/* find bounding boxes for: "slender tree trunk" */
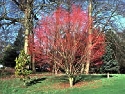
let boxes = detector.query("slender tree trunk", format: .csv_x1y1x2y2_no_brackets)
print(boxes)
107,72,109,78
24,0,35,72
31,32,36,73
69,77,74,87
54,63,58,74
84,0,92,74
81,63,85,74
31,51,36,73
24,8,30,54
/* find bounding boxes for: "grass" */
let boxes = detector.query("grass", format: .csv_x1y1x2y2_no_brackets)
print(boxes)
0,73,125,94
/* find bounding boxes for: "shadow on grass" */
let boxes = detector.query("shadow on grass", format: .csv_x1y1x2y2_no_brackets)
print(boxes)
26,77,46,86
26,74,114,87
51,74,114,85
51,75,69,83
74,74,113,85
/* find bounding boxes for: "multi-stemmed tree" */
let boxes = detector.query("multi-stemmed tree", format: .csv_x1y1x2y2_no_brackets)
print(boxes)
28,5,105,87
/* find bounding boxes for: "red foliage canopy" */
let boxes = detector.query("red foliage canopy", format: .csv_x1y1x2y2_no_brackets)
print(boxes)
28,5,105,72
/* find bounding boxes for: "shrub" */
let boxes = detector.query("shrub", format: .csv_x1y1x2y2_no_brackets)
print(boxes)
15,50,32,85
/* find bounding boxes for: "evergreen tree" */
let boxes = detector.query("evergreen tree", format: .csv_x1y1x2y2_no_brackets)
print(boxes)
3,45,18,67
101,30,120,73
15,50,32,85
2,28,24,67
14,28,24,51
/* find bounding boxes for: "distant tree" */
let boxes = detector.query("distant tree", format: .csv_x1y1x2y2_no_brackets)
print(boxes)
0,25,19,59
13,27,24,51
1,27,24,67
3,45,18,67
101,43,119,73
104,30,125,73
116,30,125,73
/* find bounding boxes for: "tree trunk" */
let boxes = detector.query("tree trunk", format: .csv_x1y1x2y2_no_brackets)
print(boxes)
107,72,109,78
69,77,74,87
84,0,92,74
31,53,36,73
81,63,85,74
24,13,29,54
31,32,36,73
54,63,58,74
24,0,35,72
84,61,90,74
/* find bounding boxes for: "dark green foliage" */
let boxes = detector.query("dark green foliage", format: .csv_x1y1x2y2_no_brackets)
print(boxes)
3,45,18,67
102,30,125,73
15,50,32,85
115,31,125,73
101,60,119,73
0,59,4,65
1,28,24,68
101,44,119,73
13,28,24,51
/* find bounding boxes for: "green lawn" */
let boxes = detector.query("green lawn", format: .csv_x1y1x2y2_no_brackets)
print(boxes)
0,74,125,94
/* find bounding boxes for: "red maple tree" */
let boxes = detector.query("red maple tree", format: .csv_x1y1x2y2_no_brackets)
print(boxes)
28,5,105,87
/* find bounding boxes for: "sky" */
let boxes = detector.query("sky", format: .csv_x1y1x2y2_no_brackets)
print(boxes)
0,0,125,45
117,15,125,31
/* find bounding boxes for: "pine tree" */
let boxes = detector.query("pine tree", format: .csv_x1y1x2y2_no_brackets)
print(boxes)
14,28,24,51
101,44,120,73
